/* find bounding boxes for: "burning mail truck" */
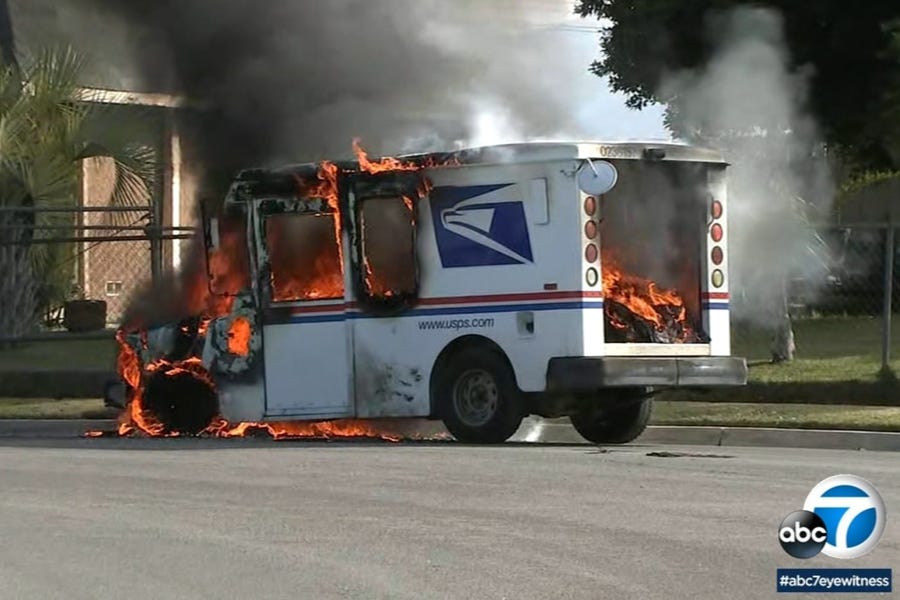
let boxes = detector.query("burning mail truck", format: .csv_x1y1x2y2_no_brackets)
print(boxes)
109,141,748,443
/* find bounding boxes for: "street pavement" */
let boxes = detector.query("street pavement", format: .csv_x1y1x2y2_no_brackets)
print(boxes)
0,438,896,600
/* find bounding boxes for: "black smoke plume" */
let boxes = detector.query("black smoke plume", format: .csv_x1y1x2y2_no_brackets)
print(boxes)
66,0,591,190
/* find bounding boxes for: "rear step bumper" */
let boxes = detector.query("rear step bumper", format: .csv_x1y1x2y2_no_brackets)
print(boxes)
546,356,748,389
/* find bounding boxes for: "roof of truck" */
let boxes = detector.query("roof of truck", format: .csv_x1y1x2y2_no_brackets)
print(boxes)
233,140,727,188
399,141,727,166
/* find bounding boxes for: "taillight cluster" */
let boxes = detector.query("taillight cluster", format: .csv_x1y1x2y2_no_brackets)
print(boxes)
584,196,599,286
710,199,724,288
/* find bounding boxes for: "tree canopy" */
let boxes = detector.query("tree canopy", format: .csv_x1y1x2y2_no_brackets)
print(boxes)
575,0,900,172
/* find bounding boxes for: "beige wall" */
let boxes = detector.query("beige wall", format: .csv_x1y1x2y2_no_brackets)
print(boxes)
80,141,199,326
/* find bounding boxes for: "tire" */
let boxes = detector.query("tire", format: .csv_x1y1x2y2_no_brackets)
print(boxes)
434,346,524,444
570,393,653,445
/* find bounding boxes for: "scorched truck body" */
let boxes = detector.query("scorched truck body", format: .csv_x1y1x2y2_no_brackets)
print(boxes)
110,141,748,444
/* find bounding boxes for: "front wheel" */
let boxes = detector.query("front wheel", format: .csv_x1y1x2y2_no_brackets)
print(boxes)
434,347,524,444
570,394,653,444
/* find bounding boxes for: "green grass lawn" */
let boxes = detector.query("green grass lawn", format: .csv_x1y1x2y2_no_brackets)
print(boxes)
652,401,900,431
0,398,114,419
733,316,900,383
0,338,117,371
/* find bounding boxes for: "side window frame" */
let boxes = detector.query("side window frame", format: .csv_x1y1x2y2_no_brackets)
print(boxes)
259,207,345,305
353,193,419,315
201,202,252,299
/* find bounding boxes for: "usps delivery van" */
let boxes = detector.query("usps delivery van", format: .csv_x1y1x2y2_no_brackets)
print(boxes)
115,142,748,444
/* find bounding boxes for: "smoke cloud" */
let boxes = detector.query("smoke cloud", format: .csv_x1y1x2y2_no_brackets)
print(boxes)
657,7,834,326
57,0,631,184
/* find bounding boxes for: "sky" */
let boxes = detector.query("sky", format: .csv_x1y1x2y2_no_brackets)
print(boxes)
513,0,669,141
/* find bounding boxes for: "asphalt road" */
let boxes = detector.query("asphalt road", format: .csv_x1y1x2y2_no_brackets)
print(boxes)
0,439,896,600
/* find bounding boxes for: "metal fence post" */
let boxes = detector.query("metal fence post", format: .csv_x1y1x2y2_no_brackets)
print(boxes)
881,226,895,372
149,204,163,286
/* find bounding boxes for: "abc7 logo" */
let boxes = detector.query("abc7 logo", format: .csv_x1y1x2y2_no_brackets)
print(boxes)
779,474,886,560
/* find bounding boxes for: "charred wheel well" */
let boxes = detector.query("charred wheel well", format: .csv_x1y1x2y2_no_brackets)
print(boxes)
428,335,519,418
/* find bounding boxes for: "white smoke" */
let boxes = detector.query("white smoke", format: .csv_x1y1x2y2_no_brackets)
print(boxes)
657,7,834,325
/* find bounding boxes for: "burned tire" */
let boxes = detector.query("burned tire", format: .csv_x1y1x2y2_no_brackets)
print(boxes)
435,347,524,444
570,393,652,445
143,367,219,435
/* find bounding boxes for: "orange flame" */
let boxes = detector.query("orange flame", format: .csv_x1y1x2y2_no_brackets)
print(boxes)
267,162,346,302
182,217,249,318
116,329,141,391
108,140,463,441
363,254,397,298
227,317,251,357
206,419,403,441
354,138,420,173
601,258,695,340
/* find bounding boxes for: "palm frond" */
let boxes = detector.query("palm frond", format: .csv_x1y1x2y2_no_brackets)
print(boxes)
20,45,85,108
0,45,159,320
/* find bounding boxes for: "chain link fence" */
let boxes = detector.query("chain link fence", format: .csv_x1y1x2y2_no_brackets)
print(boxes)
76,238,152,327
0,204,194,341
732,224,900,388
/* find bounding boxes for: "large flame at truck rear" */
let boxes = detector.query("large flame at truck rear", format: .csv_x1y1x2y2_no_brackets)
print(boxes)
602,257,701,344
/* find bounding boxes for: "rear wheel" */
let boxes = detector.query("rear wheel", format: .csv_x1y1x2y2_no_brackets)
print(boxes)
435,347,524,444
569,390,652,444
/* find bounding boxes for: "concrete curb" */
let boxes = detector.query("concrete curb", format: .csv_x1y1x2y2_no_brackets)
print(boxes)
513,422,900,452
0,419,897,451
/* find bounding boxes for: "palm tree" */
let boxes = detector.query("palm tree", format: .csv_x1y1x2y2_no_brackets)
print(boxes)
0,47,156,341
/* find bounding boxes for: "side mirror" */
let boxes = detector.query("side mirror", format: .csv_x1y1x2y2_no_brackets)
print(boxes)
577,159,618,196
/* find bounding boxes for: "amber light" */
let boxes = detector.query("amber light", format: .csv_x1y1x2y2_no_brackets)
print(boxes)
711,200,723,220
584,220,598,240
585,243,598,263
711,269,725,288
584,196,597,216
711,246,723,265
710,223,723,242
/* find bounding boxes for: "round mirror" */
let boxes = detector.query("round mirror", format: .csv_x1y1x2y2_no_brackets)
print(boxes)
577,160,618,196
